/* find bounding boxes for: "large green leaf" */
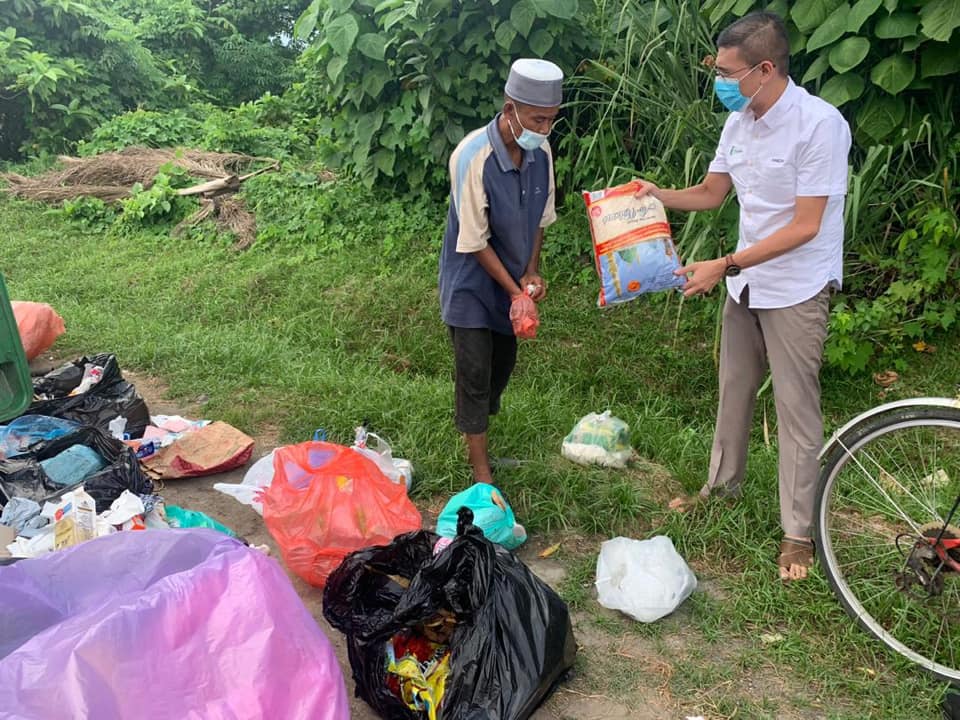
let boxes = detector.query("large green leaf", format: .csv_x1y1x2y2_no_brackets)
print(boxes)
330,0,354,12
361,64,391,97
791,0,843,33
510,0,537,38
372,148,395,177
819,72,865,106
919,0,960,42
807,3,851,51
855,93,905,141
846,0,881,33
801,52,831,84
766,0,790,19
327,56,348,84
356,32,387,60
870,54,915,94
882,0,896,10
293,0,321,41
732,0,754,16
921,39,960,78
875,12,919,39
495,20,517,49
531,0,578,20
708,0,739,26
829,36,870,73
325,13,359,56
528,28,555,55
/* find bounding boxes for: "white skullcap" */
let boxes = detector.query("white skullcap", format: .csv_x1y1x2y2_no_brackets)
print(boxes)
504,58,563,107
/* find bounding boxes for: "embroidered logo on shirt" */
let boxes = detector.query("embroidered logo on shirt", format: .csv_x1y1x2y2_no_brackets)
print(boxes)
729,146,743,156
535,185,543,195
769,157,786,164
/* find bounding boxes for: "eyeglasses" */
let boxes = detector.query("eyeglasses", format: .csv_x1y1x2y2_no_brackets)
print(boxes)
714,64,755,80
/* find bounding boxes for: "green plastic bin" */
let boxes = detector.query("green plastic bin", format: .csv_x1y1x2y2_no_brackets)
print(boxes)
0,275,31,422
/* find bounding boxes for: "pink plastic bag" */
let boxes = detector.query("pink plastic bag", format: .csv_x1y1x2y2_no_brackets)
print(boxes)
263,441,422,587
510,291,540,339
11,301,65,360
0,529,350,720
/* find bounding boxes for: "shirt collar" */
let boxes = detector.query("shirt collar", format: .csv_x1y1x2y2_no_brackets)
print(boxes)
487,114,535,173
751,78,798,128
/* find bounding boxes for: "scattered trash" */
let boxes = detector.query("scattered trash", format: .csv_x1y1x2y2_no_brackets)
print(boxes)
760,632,785,645
352,425,414,491
213,449,275,515
582,180,684,306
872,370,899,388
263,441,421,587
0,497,43,535
99,490,146,530
0,415,80,459
324,511,576,720
10,301,65,361
29,354,151,438
165,505,236,537
539,542,562,559
0,530,351,719
141,420,253,479
52,486,97,550
562,411,634,468
39,443,107,486
436,483,526,550
107,415,127,440
595,535,697,622
0,425,153,512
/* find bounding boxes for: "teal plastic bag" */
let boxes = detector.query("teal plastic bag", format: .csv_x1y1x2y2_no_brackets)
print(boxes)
165,505,236,537
436,483,526,550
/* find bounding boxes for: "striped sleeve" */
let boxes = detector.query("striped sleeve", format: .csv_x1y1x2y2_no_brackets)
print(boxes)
539,140,557,228
450,129,491,253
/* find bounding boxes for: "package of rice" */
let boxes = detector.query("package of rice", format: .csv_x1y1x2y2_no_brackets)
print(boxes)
582,180,684,307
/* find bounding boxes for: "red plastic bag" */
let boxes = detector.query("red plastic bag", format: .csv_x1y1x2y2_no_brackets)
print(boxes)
12,301,65,360
509,291,539,339
263,441,422,587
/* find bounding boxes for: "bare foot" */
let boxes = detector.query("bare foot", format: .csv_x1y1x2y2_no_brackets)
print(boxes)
668,493,703,512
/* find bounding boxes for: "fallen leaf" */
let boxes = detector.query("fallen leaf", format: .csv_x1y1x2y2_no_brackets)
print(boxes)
913,341,927,353
857,666,877,678
760,632,785,645
539,542,562,558
873,370,899,388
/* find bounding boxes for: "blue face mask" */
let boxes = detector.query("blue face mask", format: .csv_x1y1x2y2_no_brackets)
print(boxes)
713,64,760,112
509,107,549,151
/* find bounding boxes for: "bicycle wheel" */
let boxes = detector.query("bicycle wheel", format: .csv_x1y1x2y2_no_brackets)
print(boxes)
816,406,960,683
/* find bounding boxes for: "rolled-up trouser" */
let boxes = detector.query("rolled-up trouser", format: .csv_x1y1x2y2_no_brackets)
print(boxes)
706,285,831,537
448,326,517,435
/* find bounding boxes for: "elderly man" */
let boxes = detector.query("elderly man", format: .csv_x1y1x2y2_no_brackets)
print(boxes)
439,58,562,485
641,12,852,581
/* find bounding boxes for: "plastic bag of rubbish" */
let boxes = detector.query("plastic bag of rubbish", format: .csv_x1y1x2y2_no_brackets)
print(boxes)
595,535,697,622
165,505,236,537
11,301,65,361
323,511,576,720
351,426,414,492
0,529,350,720
213,449,275,515
263,441,421,587
436,482,526,550
562,410,633,468
0,415,80,459
28,354,151,439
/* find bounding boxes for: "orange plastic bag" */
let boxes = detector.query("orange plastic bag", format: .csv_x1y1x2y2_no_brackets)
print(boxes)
509,291,539,339
263,441,422,587
12,302,66,360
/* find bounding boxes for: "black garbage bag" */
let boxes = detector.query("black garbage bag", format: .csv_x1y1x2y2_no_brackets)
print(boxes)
945,686,960,720
323,510,576,720
0,425,153,512
28,354,150,438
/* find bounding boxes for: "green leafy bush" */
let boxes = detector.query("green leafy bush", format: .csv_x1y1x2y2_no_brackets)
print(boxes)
79,110,204,155
289,0,596,191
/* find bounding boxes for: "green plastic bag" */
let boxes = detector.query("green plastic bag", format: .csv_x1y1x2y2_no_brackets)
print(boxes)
436,483,526,550
165,505,236,537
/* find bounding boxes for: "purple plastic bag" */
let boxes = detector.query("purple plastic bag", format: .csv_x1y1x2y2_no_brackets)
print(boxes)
0,529,350,720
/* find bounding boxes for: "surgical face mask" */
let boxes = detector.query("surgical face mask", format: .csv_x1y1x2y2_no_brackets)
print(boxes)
508,106,548,151
713,64,761,112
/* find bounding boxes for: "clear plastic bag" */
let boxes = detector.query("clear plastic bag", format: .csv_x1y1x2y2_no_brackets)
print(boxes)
595,535,697,622
561,410,633,468
213,449,275,515
509,291,539,339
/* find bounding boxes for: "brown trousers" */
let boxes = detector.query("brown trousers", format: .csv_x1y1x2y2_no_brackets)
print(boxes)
706,285,831,537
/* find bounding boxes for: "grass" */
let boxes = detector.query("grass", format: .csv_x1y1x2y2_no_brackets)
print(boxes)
2,174,958,718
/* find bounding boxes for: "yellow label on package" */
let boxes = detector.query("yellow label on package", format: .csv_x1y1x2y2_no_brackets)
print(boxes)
54,488,97,550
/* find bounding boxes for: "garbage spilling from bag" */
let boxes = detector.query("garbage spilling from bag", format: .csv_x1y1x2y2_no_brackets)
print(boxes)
264,440,422,587
436,482,526,550
352,423,415,491
214,448,275,515
0,529,351,720
11,301,65,361
562,411,634,468
324,509,576,720
583,180,685,306
595,535,697,622
28,354,151,438
138,419,254,479
0,415,80,459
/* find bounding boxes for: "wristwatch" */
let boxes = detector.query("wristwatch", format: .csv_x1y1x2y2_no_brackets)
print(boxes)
724,254,742,278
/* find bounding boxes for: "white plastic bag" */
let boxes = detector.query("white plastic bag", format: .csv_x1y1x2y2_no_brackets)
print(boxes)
562,410,633,468
595,535,697,622
351,431,413,492
213,450,276,516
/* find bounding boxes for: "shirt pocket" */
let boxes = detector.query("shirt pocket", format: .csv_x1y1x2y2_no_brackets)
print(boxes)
756,156,796,199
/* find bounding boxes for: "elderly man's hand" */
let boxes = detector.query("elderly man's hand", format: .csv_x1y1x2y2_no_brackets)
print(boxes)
674,259,726,297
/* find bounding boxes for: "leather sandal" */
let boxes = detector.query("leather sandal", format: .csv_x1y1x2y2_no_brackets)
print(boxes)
779,537,815,582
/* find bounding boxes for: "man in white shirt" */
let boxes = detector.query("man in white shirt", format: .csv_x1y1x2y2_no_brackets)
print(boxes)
640,11,851,581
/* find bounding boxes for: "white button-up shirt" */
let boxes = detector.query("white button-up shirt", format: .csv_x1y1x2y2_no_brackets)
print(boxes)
709,79,852,309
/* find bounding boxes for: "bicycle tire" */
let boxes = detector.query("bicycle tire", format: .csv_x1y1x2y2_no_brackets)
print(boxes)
816,405,960,683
